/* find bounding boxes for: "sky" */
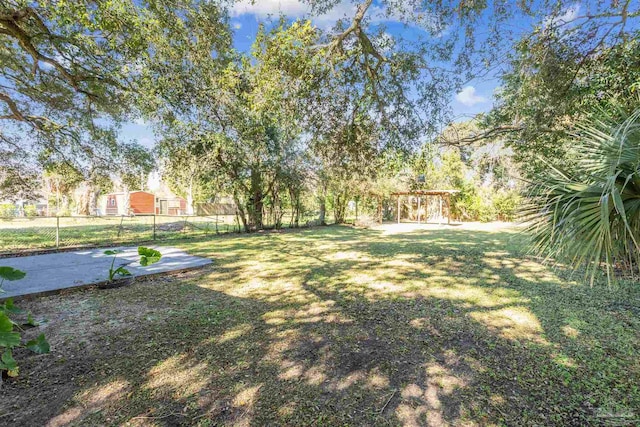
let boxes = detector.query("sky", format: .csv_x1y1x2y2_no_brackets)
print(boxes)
125,0,577,148
228,0,507,117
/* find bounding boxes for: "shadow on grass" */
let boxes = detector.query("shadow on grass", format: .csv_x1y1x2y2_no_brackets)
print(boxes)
1,225,638,426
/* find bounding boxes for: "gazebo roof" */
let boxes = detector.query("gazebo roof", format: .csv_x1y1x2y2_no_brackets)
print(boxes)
391,190,460,196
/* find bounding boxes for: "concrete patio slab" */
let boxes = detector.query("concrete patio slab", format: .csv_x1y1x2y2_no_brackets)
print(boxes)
0,246,211,298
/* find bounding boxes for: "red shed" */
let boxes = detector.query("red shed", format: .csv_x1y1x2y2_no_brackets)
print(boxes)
130,191,155,214
103,191,156,215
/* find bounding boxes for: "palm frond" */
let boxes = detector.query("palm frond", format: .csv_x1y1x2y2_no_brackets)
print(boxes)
524,108,640,285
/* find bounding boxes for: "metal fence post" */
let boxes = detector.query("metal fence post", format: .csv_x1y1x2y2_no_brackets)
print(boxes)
55,216,60,249
153,214,156,241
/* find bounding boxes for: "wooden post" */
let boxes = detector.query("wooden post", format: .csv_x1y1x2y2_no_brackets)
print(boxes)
397,196,401,224
425,195,428,223
417,196,421,224
447,194,451,224
439,195,443,224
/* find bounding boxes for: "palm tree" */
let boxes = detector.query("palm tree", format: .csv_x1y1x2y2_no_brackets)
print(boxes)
525,109,640,285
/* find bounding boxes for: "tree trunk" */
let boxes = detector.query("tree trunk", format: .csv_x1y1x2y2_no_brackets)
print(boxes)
78,171,100,216
234,194,250,233
61,195,69,215
248,167,264,229
289,188,301,227
76,183,91,215
55,182,60,214
89,188,100,216
186,182,194,215
122,185,130,215
318,196,326,225
334,197,344,224
333,190,349,224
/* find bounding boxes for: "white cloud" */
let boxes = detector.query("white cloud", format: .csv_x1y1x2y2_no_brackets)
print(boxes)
314,2,357,27
133,117,146,126
229,0,412,29
558,4,580,22
544,3,580,28
455,86,486,107
230,0,309,18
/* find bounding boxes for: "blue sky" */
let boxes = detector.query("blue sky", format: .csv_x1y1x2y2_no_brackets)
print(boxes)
127,0,581,148
228,0,509,117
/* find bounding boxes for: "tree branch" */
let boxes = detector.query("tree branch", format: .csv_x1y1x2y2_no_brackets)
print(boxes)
437,125,525,146
314,0,373,54
0,7,102,99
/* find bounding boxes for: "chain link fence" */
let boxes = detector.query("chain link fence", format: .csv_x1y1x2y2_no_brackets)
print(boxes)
0,212,334,254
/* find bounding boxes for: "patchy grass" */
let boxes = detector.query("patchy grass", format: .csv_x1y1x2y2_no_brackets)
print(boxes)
1,224,639,426
0,214,337,253
0,215,243,252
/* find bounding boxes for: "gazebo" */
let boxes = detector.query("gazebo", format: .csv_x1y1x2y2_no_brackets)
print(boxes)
391,190,460,225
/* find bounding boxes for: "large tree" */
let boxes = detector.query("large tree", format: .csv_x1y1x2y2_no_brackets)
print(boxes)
0,0,230,200
438,1,640,177
486,33,640,178
147,20,313,230
1,1,143,188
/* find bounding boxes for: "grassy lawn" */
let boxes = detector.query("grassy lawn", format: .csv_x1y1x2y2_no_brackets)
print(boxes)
0,215,244,252
2,224,639,426
0,214,328,253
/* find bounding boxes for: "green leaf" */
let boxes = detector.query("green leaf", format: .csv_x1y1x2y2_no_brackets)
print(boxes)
0,331,21,348
525,109,640,286
138,247,161,266
0,349,18,377
0,267,26,281
0,311,14,332
611,187,625,217
0,298,22,315
26,334,50,354
114,267,131,277
0,311,20,348
1,349,16,365
23,313,38,327
104,249,122,255
0,312,21,348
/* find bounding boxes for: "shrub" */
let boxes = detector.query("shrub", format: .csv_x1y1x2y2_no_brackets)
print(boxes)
451,184,495,222
477,201,496,222
0,204,16,218
493,191,521,222
23,205,37,217
57,207,71,217
450,181,478,220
